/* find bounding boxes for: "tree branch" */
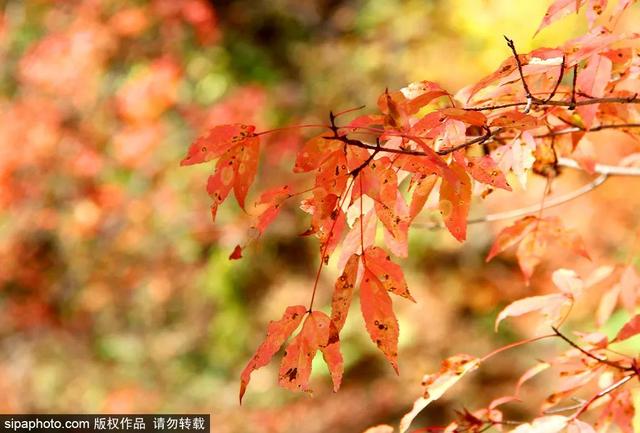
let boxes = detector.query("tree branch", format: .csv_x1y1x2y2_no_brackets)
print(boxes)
504,36,533,108
569,64,578,110
542,55,565,103
551,326,629,371
413,154,640,229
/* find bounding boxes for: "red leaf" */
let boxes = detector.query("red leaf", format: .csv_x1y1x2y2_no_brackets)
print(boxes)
599,390,635,433
347,114,385,131
562,26,630,67
400,80,450,113
486,216,538,262
353,159,409,251
251,185,291,235
352,157,397,205
239,305,307,403
576,54,612,128
440,108,487,127
439,161,472,242
614,314,640,342
409,175,437,221
536,0,586,35
293,134,342,173
315,151,350,195
453,151,511,191
466,57,517,100
233,139,259,209
300,187,349,262
181,124,257,166
360,269,400,373
488,217,589,283
490,111,540,130
377,89,410,130
320,335,344,392
364,246,415,302
197,132,261,218
229,245,243,260
278,311,343,393
206,149,237,222
517,230,549,283
338,209,377,272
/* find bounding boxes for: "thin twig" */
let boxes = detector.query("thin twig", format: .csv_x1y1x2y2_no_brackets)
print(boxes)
464,95,640,111
571,374,634,418
540,123,640,138
542,56,566,103
412,155,640,229
569,64,578,110
551,326,629,371
504,36,533,102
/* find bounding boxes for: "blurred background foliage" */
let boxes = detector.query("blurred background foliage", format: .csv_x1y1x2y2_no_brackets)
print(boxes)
0,0,639,432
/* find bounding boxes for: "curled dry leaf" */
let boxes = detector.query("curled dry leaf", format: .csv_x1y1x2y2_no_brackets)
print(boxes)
362,425,394,433
510,415,568,433
399,354,480,433
495,293,570,331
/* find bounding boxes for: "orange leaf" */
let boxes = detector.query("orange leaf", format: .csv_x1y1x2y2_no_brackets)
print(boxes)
330,254,360,336
251,185,291,235
409,175,437,221
181,124,257,166
364,246,414,302
490,111,540,130
233,139,259,209
206,149,237,222
453,151,511,191
239,305,307,403
440,107,487,127
576,54,612,128
278,311,343,393
360,269,400,373
439,161,471,242
293,134,343,173
614,314,640,342
536,0,586,35
486,216,538,262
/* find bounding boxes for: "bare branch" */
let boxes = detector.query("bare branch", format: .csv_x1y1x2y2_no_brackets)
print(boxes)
413,154,640,229
571,374,634,418
569,64,578,110
504,36,533,104
557,155,640,176
551,326,629,371
464,95,640,112
542,56,566,103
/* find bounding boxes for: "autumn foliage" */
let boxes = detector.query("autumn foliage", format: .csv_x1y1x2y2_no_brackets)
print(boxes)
182,1,640,432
